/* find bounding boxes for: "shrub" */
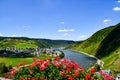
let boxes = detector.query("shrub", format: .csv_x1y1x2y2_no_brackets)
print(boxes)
59,51,64,58
7,56,114,80
0,63,9,73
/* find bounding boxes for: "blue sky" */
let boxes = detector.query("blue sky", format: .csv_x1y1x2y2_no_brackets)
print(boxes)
0,0,120,41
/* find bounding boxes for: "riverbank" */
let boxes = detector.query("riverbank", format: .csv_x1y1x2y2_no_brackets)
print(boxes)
68,49,104,67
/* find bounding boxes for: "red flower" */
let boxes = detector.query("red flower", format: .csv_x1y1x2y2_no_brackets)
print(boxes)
67,63,73,68
40,77,44,80
61,58,67,63
21,61,26,65
85,73,91,80
66,75,74,80
73,63,79,69
20,76,24,80
43,61,49,66
4,73,9,78
31,77,37,80
10,69,16,75
90,68,96,74
16,62,26,68
66,68,71,73
55,62,61,67
54,56,61,61
59,70,65,75
32,58,38,61
30,62,37,68
74,72,79,77
39,64,46,70
91,77,95,80
74,70,80,77
99,70,105,77
26,77,31,80
104,74,114,80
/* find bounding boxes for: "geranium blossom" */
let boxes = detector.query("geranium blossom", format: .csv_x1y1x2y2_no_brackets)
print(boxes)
7,56,114,80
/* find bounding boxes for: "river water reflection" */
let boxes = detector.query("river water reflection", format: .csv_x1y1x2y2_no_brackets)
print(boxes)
62,50,97,68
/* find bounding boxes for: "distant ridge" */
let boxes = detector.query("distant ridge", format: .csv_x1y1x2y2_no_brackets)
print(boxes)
0,37,75,49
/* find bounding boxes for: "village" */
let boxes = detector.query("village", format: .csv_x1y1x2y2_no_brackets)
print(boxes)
0,47,63,57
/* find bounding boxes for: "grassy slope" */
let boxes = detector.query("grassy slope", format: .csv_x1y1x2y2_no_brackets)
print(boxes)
66,41,83,50
35,39,75,48
67,23,120,72
67,26,116,55
0,37,39,49
95,23,120,73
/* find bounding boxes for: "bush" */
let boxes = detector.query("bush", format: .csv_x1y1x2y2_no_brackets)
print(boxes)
0,63,9,73
7,57,114,80
59,51,64,58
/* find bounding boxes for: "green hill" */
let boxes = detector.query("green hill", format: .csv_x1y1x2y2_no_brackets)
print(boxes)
67,25,116,55
0,37,74,49
67,23,120,73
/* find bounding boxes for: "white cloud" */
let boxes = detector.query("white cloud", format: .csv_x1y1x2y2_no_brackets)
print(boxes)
78,35,87,40
23,25,31,28
79,35,86,38
11,34,17,37
59,22,65,25
63,33,70,37
0,33,3,36
103,19,111,24
58,29,75,32
118,0,120,3
113,6,120,11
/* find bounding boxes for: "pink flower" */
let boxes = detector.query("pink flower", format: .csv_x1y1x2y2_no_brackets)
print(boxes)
29,70,33,74
59,70,65,75
99,70,105,77
79,67,84,71
39,64,46,70
73,63,79,69
61,58,67,63
63,65,67,69
10,69,16,75
43,61,49,66
55,62,61,67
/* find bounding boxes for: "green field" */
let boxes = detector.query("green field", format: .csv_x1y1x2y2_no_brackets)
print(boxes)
0,54,51,67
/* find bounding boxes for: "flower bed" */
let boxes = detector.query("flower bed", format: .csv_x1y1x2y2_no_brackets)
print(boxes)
4,56,114,80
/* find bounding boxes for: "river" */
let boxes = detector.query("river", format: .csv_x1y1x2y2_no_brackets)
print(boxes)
62,50,97,68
